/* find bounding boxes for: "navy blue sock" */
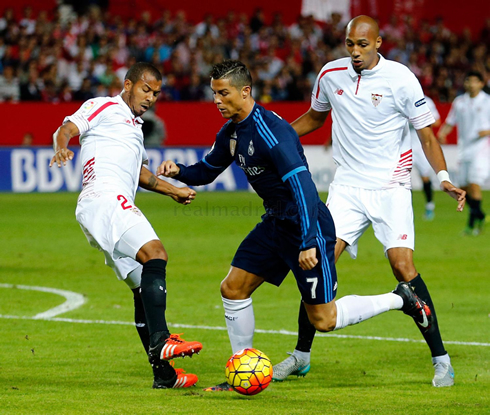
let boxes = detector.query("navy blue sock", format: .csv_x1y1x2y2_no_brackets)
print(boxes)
295,301,316,352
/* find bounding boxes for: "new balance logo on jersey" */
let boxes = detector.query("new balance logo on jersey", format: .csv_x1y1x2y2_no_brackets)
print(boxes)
335,88,344,95
397,234,408,240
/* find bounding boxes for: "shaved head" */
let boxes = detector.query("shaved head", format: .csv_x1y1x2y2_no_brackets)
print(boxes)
345,15,382,73
346,15,380,39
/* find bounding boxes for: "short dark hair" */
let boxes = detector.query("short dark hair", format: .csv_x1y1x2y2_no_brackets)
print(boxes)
465,70,484,83
125,62,162,83
210,60,252,89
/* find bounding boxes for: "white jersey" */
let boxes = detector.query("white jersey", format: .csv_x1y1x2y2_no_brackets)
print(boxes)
64,94,147,200
445,91,490,162
312,54,435,189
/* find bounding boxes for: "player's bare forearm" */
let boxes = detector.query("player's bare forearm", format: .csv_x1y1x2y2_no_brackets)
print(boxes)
139,166,196,204
50,121,79,167
291,108,329,137
417,126,448,174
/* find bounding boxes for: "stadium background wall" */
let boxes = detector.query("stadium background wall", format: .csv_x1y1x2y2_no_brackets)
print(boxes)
7,0,488,36
0,102,457,147
2,145,486,194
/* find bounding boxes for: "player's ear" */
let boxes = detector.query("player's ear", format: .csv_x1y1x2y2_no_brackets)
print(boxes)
242,86,251,99
376,36,382,50
123,79,133,93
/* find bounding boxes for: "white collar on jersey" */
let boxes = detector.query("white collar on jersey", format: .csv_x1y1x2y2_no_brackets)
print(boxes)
347,53,386,79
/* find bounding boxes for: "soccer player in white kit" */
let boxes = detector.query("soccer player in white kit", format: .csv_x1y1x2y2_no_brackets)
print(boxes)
410,96,441,220
273,15,466,387
438,71,490,235
50,62,202,389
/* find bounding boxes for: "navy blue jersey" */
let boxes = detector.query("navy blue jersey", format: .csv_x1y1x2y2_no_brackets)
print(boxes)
176,103,326,250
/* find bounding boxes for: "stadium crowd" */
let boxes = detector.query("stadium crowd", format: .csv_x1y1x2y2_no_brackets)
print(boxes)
0,5,489,104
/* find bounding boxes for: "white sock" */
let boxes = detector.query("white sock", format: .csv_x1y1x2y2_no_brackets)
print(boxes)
432,353,451,365
293,350,311,364
222,297,254,354
335,293,403,330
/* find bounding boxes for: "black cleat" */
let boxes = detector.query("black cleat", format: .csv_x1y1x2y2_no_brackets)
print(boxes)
393,282,433,331
151,360,178,389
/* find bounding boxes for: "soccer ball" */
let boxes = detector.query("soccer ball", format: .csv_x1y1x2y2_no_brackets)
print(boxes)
225,348,273,395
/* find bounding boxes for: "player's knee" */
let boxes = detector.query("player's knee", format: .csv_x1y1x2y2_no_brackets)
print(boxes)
391,260,415,280
220,278,248,300
136,240,168,263
307,311,336,332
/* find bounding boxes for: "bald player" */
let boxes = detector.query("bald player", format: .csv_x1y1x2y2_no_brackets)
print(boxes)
273,15,465,387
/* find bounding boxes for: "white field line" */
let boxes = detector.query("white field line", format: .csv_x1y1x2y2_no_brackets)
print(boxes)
0,283,86,319
1,283,489,347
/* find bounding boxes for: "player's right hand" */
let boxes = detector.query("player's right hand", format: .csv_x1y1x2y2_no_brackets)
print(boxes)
440,181,466,212
157,160,180,177
49,147,74,168
172,186,196,205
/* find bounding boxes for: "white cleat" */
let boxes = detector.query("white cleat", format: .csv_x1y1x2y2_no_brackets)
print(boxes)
432,362,454,387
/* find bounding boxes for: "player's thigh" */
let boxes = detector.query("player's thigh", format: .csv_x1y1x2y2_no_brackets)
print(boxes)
367,187,415,254
76,193,159,262
231,217,290,288
221,266,266,299
326,183,371,259
282,210,338,305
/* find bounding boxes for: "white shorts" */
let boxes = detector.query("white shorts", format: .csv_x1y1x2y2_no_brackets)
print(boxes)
326,184,415,259
75,190,158,285
458,157,490,187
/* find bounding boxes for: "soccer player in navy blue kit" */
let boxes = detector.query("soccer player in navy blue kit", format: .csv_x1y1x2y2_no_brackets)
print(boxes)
158,60,431,390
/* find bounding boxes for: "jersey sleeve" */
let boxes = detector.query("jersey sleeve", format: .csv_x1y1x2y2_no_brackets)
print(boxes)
311,67,332,113
64,98,118,135
260,115,319,250
397,72,435,130
176,131,234,186
425,96,440,122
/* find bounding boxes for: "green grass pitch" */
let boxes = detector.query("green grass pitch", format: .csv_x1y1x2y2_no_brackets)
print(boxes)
0,191,489,414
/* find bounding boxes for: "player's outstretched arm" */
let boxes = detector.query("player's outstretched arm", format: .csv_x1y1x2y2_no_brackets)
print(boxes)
291,108,329,137
156,160,180,177
139,165,196,205
49,121,79,167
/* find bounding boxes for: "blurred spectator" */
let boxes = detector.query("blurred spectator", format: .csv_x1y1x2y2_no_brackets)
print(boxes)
73,77,94,101
21,132,34,146
0,65,20,102
141,105,167,147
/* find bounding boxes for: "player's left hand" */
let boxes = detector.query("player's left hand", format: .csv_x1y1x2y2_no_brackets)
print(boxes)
49,147,74,167
440,181,466,212
299,247,318,271
171,186,196,205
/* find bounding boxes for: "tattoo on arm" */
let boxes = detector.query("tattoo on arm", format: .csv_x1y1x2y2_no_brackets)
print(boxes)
148,175,158,189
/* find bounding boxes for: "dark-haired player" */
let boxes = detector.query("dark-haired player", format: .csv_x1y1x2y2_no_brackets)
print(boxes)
50,62,202,389
157,59,432,391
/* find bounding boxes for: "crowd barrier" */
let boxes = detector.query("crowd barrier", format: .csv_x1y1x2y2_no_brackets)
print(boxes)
2,145,482,194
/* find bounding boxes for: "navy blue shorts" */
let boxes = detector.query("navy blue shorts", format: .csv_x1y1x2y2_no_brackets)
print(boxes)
231,205,337,305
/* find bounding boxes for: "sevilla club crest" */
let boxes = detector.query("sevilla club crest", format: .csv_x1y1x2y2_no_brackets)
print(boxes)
371,93,383,107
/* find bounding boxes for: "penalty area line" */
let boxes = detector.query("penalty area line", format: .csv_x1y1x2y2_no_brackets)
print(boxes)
1,314,489,347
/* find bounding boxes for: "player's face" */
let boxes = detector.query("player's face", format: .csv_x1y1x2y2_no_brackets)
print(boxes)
345,24,382,73
124,72,161,117
211,77,251,122
463,76,484,96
